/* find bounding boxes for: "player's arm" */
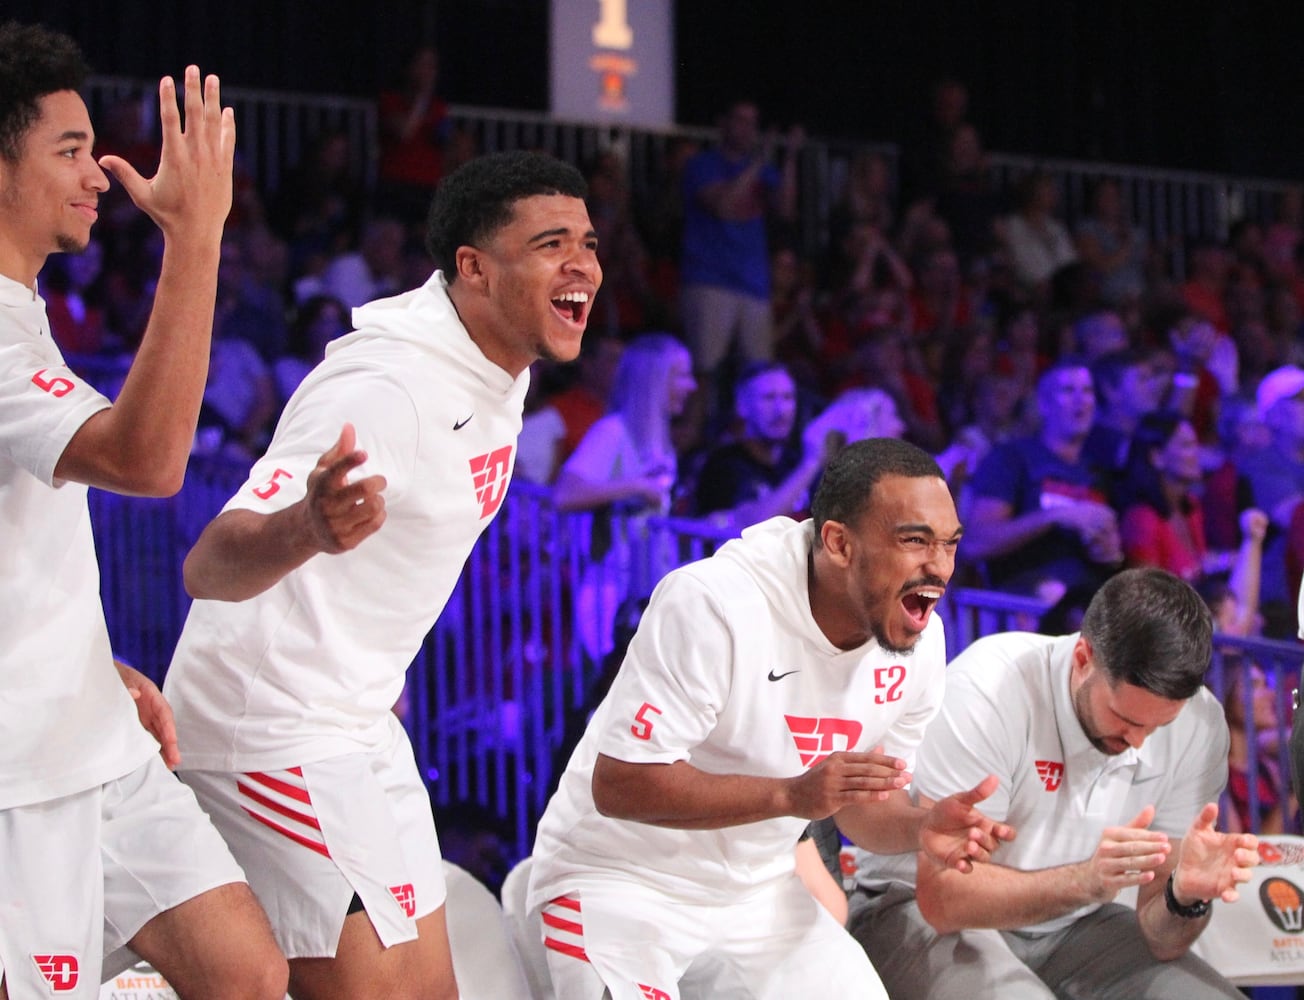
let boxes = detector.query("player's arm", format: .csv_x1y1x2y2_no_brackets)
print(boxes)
591,747,911,831
836,777,1013,874
184,423,386,601
54,67,236,496
915,805,1172,934
1135,804,1258,961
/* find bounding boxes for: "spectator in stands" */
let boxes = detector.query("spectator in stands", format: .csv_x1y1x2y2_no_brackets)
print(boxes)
375,44,450,220
270,128,365,284
837,326,945,453
694,362,904,531
1070,307,1130,362
935,371,1027,494
849,568,1258,999
1083,347,1165,473
961,359,1121,599
211,231,289,363
933,122,1002,269
545,328,625,471
273,293,350,406
901,76,971,205
1075,177,1149,309
906,245,971,377
830,148,896,237
297,215,407,310
584,150,653,335
1236,365,1304,619
1183,239,1234,334
679,99,803,428
1265,184,1304,282
1118,412,1268,603
553,333,695,516
770,244,831,396
553,333,697,659
1000,170,1078,299
1222,662,1291,835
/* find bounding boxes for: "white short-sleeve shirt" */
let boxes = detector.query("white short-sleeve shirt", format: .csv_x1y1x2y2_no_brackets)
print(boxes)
857,631,1228,934
0,273,155,809
529,517,948,908
165,272,529,772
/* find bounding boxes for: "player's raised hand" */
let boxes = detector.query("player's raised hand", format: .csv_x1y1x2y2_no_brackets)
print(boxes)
99,65,236,239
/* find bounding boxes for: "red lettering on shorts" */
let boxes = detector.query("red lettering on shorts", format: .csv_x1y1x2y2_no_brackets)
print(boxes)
784,715,864,767
389,883,416,917
639,985,672,1000
469,445,514,518
33,954,79,992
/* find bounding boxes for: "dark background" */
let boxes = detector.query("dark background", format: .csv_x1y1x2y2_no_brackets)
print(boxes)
8,0,1304,178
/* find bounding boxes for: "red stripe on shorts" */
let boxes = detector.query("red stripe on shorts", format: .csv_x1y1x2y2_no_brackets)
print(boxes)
551,894,582,912
542,910,584,935
543,937,590,963
244,769,313,803
241,807,332,858
237,780,323,832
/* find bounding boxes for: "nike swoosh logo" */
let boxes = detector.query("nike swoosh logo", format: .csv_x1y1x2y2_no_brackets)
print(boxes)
767,669,800,682
453,414,474,430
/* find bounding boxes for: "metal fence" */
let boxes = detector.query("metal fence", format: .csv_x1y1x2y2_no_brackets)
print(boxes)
84,75,1294,266
90,458,1303,855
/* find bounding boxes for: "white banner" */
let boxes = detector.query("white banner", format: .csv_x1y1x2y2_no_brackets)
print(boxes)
550,0,674,127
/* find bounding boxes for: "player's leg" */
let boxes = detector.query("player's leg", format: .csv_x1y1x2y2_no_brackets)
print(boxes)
847,882,1054,1000
102,756,287,999
289,905,456,1000
180,729,447,997
540,882,695,1000
0,790,102,998
707,876,885,1000
1015,902,1244,1000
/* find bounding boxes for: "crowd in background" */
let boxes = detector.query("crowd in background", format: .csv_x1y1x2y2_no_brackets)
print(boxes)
53,53,1304,837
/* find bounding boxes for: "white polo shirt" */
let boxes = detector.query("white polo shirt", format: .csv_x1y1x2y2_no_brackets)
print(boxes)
857,631,1228,934
530,517,948,909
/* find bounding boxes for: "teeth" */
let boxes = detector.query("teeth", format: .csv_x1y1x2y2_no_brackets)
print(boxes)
555,291,589,303
916,590,943,600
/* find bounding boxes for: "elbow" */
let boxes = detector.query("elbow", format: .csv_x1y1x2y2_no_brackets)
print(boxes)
916,896,961,936
915,878,962,935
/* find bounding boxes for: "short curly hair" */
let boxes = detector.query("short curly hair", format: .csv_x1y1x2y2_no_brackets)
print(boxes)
0,22,89,162
425,150,587,280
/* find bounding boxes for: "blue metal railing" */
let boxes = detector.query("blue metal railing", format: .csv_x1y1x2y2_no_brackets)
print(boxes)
90,459,1303,854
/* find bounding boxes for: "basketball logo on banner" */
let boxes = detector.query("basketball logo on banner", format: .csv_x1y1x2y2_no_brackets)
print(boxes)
1261,877,1304,933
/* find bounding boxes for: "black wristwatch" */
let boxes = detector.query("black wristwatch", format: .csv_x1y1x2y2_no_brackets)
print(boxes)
1164,871,1211,919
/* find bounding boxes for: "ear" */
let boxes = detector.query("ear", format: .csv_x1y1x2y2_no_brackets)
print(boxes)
454,245,488,291
818,519,853,568
1070,635,1093,678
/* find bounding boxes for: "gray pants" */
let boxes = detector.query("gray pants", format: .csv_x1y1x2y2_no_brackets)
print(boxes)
847,882,1244,1000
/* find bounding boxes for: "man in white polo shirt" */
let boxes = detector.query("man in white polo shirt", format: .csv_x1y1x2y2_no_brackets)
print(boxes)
849,567,1260,999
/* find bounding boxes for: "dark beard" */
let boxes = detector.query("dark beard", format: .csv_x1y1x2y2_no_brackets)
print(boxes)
56,233,88,255
870,623,919,657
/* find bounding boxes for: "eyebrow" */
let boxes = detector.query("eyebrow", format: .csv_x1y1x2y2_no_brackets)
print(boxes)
55,129,92,144
527,226,599,244
896,523,964,540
